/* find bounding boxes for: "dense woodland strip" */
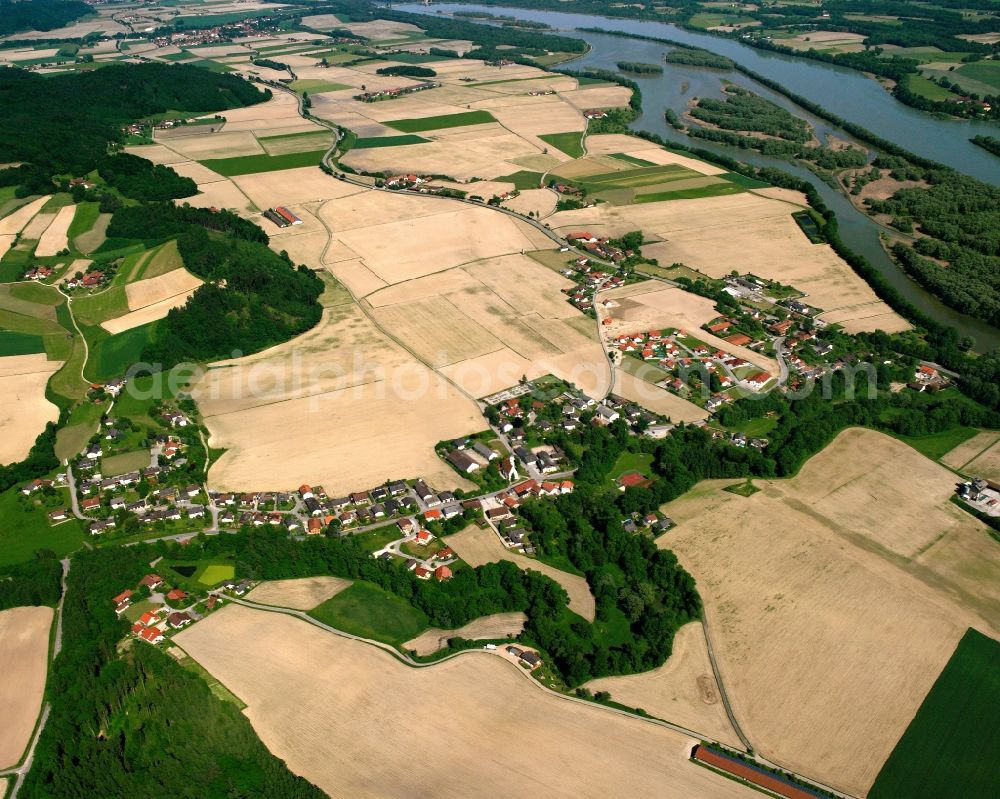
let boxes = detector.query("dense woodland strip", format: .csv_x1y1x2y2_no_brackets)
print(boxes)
0,0,91,36
106,204,324,367
0,551,62,610
20,545,327,799
971,136,1000,159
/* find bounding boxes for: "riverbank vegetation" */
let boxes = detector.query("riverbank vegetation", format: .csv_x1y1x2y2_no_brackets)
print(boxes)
971,135,1000,159
664,46,733,70
616,61,663,75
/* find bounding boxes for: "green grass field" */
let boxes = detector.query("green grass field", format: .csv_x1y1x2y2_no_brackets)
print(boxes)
197,563,235,587
384,110,496,133
634,182,745,202
309,581,427,646
956,60,1000,92
0,330,46,356
0,487,85,567
606,451,654,487
610,152,657,167
67,201,100,248
619,355,670,384
539,131,585,158
869,628,1000,799
902,73,960,101
113,373,179,429
894,426,980,462
101,450,151,477
135,240,183,280
70,286,128,326
198,149,327,177
86,321,157,381
288,78,351,93
494,170,544,190
352,134,430,149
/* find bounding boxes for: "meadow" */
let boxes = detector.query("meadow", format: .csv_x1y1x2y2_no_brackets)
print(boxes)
869,628,1000,799
199,149,328,177
384,110,496,133
309,581,428,646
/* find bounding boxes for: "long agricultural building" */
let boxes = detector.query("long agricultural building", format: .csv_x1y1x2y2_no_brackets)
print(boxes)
690,745,829,799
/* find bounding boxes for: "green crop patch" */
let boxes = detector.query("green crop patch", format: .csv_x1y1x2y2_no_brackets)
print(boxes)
384,110,496,133
539,131,585,158
288,79,351,93
352,134,430,149
495,170,544,190
0,330,45,356
634,182,745,203
309,581,427,646
869,628,1000,799
198,149,327,176
88,321,157,380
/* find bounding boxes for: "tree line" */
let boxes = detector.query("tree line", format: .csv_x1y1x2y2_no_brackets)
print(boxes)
0,0,91,36
20,544,327,799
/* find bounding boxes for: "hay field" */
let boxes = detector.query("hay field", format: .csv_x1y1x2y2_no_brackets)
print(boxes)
403,611,527,656
0,606,53,769
366,253,610,398
34,204,75,257
613,371,709,423
246,576,353,610
960,438,1000,482
176,605,756,799
0,196,49,235
502,188,557,218
549,191,907,333
124,267,202,310
941,431,1000,472
585,621,743,749
448,525,596,621
0,354,62,464
20,210,56,241
661,428,1000,795
196,304,483,493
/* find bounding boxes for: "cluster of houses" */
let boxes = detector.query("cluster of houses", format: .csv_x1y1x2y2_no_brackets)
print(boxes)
567,231,629,264
262,206,302,228
383,174,428,189
153,16,278,48
564,264,627,313
113,574,196,645
621,511,675,535
64,270,108,290
293,482,422,531
354,81,439,102
23,265,55,281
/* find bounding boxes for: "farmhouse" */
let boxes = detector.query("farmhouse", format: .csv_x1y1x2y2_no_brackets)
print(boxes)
447,449,481,474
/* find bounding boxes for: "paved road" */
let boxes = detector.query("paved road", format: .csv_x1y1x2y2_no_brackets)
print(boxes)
64,464,84,520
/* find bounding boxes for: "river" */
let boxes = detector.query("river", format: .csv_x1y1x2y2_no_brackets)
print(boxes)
397,3,1000,348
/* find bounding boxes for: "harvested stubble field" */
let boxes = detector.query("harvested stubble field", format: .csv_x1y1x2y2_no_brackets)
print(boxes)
660,428,1000,796
246,576,353,610
940,430,1000,471
612,371,708,423
0,353,63,464
0,606,53,769
195,303,483,494
549,183,907,334
403,611,527,656
585,621,742,749
0,196,50,236
34,204,75,257
101,268,203,334
448,524,596,621
176,605,758,799
949,435,1000,482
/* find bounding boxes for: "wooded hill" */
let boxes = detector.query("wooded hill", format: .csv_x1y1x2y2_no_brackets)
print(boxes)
0,0,91,36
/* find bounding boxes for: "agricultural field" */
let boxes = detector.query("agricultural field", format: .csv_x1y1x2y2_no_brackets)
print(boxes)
0,487,84,567
585,621,743,749
945,433,1000,482
868,628,1000,799
448,524,596,621
310,581,428,646
168,559,235,589
662,428,1000,796
403,611,527,656
246,576,353,610
549,169,908,334
0,353,63,464
101,267,202,334
176,604,759,799
549,157,742,205
0,606,53,769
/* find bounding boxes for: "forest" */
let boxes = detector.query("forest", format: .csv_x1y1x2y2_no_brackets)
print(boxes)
867,160,1000,327
616,61,663,74
376,65,437,78
689,86,811,142
0,551,62,610
663,46,733,70
0,63,269,187
0,0,91,36
20,545,327,799
96,153,198,201
106,205,323,368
